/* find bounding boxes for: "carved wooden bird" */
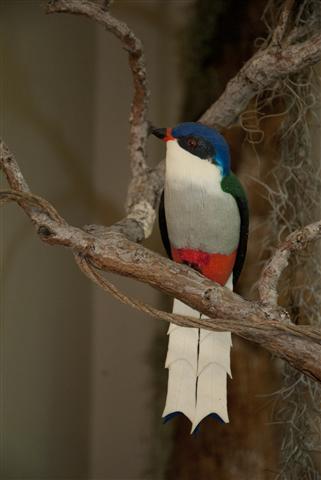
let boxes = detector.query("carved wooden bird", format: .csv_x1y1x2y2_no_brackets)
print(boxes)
152,122,249,433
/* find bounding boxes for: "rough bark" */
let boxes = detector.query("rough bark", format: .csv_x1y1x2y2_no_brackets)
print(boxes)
199,32,321,127
1,141,321,383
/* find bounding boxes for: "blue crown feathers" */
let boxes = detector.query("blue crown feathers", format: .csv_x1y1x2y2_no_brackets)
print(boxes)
172,122,230,176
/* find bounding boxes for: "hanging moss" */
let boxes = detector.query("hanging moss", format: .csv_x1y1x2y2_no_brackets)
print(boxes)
253,1,321,477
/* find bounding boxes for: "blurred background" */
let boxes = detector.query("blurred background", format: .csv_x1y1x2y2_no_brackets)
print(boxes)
0,1,320,479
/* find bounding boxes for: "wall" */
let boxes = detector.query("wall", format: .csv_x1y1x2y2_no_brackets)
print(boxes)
0,1,96,478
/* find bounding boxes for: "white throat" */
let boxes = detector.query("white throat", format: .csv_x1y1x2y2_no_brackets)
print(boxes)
163,139,240,254
165,139,222,189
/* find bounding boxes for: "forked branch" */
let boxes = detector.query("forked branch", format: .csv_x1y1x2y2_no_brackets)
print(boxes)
46,0,321,243
1,141,321,382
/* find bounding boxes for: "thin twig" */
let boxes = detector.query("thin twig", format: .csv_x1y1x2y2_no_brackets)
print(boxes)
0,189,65,224
272,0,295,46
44,0,162,241
74,253,210,329
259,221,321,305
47,0,152,215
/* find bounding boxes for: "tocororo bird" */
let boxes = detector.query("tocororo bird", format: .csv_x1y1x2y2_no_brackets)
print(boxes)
152,122,249,433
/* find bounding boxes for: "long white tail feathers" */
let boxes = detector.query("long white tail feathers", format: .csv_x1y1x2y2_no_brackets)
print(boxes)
162,274,233,433
192,332,231,432
162,302,199,424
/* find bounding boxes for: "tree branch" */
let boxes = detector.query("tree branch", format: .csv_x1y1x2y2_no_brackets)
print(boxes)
46,0,159,240
271,0,295,46
1,142,321,383
258,221,321,306
199,0,321,128
47,0,149,177
199,32,321,127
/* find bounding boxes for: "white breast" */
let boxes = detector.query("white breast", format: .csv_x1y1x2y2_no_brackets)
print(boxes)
164,140,240,255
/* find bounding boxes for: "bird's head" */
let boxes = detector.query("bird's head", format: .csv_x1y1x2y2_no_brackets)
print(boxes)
152,122,230,176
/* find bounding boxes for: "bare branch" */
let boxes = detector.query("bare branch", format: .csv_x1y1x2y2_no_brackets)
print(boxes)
46,0,165,244
46,0,166,243
1,143,321,383
200,30,321,128
46,0,151,213
258,221,321,306
0,141,30,193
74,253,195,326
0,189,64,224
271,0,295,46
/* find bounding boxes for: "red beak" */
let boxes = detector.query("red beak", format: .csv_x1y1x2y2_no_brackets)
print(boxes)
151,127,175,142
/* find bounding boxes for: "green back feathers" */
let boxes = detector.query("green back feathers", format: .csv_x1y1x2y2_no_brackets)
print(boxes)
221,172,247,202
221,173,249,285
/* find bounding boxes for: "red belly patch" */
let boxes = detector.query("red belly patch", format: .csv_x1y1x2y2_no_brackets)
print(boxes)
171,247,237,286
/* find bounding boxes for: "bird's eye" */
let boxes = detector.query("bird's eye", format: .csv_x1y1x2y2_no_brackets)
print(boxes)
187,137,198,149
